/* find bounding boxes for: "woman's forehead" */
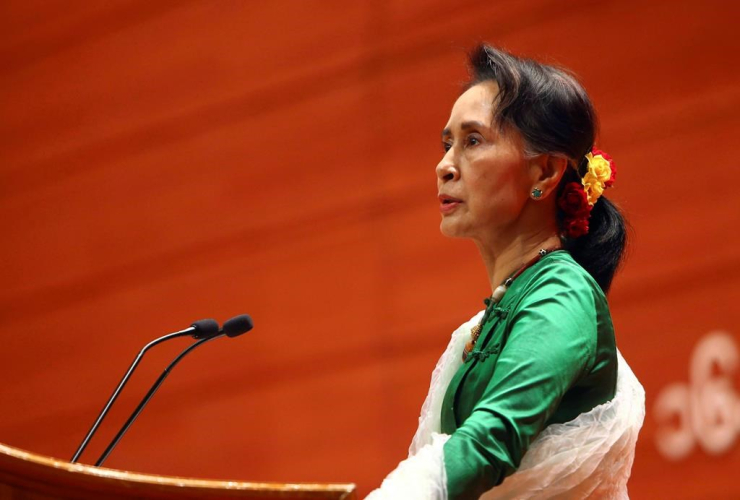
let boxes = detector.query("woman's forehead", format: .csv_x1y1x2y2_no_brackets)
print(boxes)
446,81,499,129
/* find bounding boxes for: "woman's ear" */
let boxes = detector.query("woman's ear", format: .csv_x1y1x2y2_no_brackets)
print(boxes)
529,154,568,199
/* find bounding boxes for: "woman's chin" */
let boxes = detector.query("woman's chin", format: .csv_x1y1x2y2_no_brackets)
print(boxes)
439,219,466,238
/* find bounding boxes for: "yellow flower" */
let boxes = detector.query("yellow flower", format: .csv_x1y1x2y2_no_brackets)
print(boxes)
582,175,604,205
581,153,612,205
585,153,612,183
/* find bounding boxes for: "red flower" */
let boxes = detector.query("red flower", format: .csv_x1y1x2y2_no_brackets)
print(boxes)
564,217,589,238
558,182,591,216
559,182,592,238
592,148,617,188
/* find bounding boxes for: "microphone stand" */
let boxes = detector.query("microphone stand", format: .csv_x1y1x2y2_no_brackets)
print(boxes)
95,334,224,467
70,328,196,463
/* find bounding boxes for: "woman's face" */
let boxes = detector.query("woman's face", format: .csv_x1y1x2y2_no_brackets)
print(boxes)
437,81,533,242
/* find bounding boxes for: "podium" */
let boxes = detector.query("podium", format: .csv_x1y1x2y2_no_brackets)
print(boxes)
0,442,357,499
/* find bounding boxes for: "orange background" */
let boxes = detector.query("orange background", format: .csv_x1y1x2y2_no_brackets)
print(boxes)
1,1,739,498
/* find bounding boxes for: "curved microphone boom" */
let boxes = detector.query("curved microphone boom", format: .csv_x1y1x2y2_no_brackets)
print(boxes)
70,319,220,463
95,314,253,467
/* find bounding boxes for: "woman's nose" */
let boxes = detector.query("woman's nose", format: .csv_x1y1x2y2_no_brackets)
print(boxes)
436,154,458,183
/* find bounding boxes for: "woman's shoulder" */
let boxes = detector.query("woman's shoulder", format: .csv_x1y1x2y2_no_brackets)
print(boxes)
520,250,605,299
505,250,610,321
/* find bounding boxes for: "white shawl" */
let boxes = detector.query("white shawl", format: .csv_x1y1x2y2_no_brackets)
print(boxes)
367,311,645,499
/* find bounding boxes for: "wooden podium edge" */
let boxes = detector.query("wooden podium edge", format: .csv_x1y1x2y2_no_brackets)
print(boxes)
0,442,357,499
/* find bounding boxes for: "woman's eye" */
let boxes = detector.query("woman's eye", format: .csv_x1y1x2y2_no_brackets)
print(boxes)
466,135,481,147
442,142,452,153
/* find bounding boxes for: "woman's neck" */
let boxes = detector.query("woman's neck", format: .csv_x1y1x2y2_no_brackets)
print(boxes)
475,229,562,295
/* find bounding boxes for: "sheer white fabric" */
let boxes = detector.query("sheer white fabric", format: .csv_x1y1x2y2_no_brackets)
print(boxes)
365,312,479,500
366,311,645,499
409,312,483,455
481,349,645,499
365,432,450,500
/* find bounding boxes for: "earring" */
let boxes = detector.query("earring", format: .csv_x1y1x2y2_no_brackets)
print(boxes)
531,188,543,199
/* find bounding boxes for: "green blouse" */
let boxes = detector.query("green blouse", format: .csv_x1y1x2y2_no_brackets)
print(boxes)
440,250,617,499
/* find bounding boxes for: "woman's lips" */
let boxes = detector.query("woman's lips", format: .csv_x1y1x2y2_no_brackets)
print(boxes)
440,200,461,214
438,194,463,214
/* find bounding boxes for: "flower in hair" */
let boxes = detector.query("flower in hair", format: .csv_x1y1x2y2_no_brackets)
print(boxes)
582,149,616,205
592,148,617,188
558,182,591,217
565,217,589,238
557,148,616,239
559,182,592,239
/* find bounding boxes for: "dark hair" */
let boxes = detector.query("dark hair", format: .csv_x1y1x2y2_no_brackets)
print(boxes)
466,44,627,293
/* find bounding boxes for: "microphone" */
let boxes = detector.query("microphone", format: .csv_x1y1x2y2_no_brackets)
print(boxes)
222,314,253,337
94,314,253,467
70,319,220,463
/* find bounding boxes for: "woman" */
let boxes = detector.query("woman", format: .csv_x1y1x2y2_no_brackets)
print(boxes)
367,45,645,499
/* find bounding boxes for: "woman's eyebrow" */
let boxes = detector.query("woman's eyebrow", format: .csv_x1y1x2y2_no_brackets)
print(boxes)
441,120,488,138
